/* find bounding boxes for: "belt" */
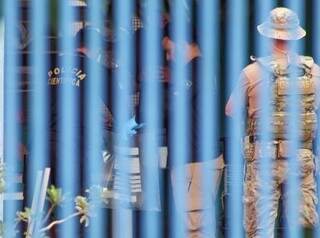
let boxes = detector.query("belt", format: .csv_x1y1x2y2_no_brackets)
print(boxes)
248,135,313,150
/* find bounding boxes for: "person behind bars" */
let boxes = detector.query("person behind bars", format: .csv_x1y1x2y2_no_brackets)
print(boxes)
47,26,141,189
161,21,224,237
225,7,320,238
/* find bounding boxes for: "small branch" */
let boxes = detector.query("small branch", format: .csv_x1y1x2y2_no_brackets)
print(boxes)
41,205,56,226
39,212,81,233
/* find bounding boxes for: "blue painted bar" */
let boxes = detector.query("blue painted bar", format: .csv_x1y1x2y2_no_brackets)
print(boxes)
140,1,162,238
313,0,320,64
57,1,78,236
169,0,190,237
313,0,320,236
28,0,49,206
0,2,4,166
254,2,274,238
284,50,303,238
85,0,105,237
283,1,304,238
226,0,247,237
197,0,219,236
3,0,21,234
113,0,135,237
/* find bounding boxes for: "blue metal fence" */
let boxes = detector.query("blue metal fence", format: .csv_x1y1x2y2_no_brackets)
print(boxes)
1,0,319,237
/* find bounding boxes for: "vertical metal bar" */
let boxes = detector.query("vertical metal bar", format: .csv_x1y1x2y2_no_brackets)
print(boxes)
0,2,4,165
28,0,48,208
197,0,219,236
283,1,304,238
284,49,302,238
4,0,21,233
34,168,51,230
0,6,4,222
57,0,78,236
26,168,50,236
313,0,320,237
169,1,190,237
313,0,320,64
226,0,248,237
113,0,134,237
254,2,275,238
85,0,105,237
140,1,162,238
27,170,44,236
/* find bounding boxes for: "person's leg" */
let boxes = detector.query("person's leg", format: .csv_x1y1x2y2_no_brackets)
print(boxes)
185,209,214,238
186,158,224,238
171,164,192,237
297,149,318,228
171,157,224,238
244,160,281,238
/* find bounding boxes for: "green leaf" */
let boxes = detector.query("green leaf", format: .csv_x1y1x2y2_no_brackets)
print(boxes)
75,196,91,228
46,185,64,206
16,207,32,223
75,196,89,215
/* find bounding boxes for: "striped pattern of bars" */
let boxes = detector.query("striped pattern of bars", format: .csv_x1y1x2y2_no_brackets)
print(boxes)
1,0,320,238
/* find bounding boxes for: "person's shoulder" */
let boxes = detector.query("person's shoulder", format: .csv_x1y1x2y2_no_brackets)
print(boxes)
243,61,260,73
242,59,262,80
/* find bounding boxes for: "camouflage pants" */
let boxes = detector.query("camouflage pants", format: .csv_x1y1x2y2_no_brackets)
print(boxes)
244,148,318,238
171,155,225,238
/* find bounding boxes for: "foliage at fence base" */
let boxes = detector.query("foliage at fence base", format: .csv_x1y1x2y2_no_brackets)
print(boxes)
0,184,97,237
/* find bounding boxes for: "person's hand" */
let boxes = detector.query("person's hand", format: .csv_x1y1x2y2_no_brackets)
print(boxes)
120,116,144,141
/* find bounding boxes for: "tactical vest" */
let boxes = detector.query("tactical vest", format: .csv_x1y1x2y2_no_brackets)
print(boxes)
247,55,318,143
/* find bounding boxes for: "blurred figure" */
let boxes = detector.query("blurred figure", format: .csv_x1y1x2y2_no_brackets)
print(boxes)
47,27,140,187
162,23,224,238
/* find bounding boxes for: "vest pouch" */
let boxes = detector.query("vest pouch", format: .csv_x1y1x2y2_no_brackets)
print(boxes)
277,77,316,96
300,112,317,141
272,112,287,139
277,140,313,158
243,137,278,161
271,112,317,141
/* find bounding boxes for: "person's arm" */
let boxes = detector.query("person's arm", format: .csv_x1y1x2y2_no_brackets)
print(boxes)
101,64,145,136
225,71,249,117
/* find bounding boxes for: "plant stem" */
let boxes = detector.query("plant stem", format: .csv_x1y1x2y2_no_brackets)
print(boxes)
39,212,81,233
41,205,56,226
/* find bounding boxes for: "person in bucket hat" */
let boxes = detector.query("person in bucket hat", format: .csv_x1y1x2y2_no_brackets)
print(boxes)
257,7,306,40
226,7,320,238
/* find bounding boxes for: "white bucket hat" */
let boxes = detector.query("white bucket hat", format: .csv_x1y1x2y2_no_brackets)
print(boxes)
257,7,306,40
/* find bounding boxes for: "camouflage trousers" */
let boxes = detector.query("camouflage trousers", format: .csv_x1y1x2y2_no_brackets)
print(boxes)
244,147,319,238
171,154,225,238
